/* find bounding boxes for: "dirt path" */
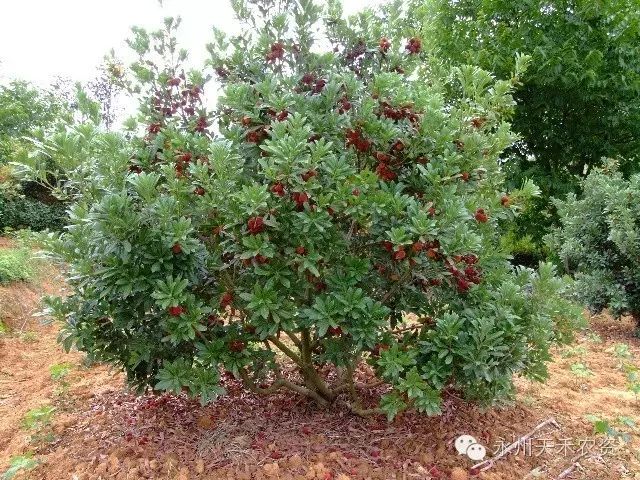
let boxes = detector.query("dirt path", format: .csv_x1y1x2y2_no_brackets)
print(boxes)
0,246,639,479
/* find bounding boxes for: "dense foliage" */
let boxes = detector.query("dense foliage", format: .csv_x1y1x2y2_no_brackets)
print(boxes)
552,163,640,328
419,0,640,261
44,1,581,418
0,81,70,165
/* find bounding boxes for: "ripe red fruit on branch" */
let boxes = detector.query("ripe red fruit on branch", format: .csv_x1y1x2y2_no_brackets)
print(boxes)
301,73,315,85
391,139,405,152
376,163,397,181
295,246,306,255
172,243,183,254
393,248,406,261
229,340,246,352
456,277,471,292
167,77,181,87
177,152,192,163
220,291,234,308
271,182,286,197
276,110,289,121
382,241,394,252
168,305,185,316
501,195,511,206
291,191,309,207
375,151,391,163
266,42,285,62
412,241,425,253
474,208,488,223
247,216,265,234
312,79,327,94
241,116,252,126
195,117,208,133
461,171,470,182
301,169,317,181
328,326,342,336
405,37,422,54
194,186,205,196
148,123,161,134
352,188,360,196
379,37,391,53
471,117,487,128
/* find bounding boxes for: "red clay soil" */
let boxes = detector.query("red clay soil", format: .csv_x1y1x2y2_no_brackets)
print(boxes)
0,249,638,479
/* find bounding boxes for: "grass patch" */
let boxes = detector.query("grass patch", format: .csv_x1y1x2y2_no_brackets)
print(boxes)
1,454,38,480
0,247,33,284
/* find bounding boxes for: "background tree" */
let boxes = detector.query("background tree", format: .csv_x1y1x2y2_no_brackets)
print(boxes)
418,0,640,263
0,81,71,231
44,0,581,419
552,161,640,331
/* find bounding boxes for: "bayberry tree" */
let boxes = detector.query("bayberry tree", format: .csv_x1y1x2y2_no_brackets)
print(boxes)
44,1,581,418
552,162,640,331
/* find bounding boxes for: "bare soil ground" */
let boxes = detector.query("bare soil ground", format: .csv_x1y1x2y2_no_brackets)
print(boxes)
1,240,639,479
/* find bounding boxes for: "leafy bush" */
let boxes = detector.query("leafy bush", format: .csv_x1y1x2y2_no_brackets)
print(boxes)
44,1,582,418
0,195,67,232
0,247,33,284
552,163,640,327
419,0,640,255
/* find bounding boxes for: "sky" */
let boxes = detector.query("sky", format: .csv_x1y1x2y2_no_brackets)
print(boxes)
0,0,383,88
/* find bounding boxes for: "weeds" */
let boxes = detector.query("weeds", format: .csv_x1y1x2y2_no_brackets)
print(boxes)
21,406,56,446
0,247,33,284
1,454,38,480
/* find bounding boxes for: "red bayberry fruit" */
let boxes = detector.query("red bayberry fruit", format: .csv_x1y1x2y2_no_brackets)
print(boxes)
471,117,487,128
301,169,317,182
177,152,192,163
416,156,428,164
168,305,185,316
241,116,252,126
229,340,246,352
474,208,488,223
220,291,234,308
328,326,342,336
412,241,425,253
172,243,182,254
292,191,309,206
501,195,511,207
382,241,394,252
312,79,327,94
393,248,406,261
266,42,285,62
195,116,208,132
461,171,470,182
129,165,142,174
405,37,422,54
301,73,315,85
148,123,161,134
295,246,306,255
456,277,471,292
352,188,360,196
167,77,181,87
270,182,285,197
194,186,205,196
392,139,405,151
379,37,391,53
247,216,265,234
276,110,289,121
426,248,438,259
375,151,391,163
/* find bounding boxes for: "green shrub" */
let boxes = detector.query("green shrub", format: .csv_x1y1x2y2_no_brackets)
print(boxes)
0,248,33,284
552,162,640,328
44,2,582,418
0,196,67,232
